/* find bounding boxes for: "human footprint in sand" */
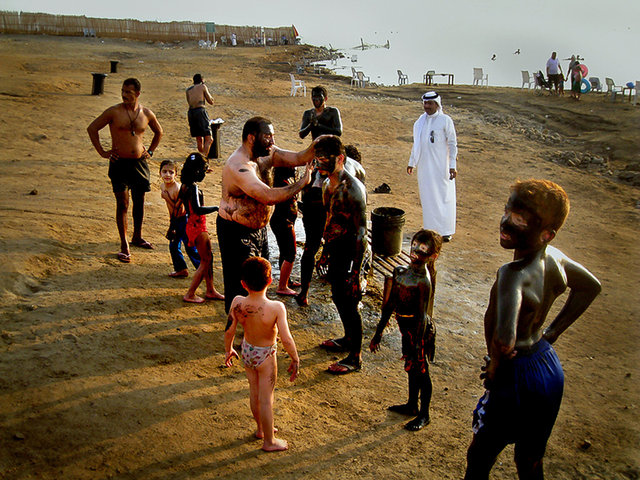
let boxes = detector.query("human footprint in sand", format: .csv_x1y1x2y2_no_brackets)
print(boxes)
179,153,224,303
224,257,300,451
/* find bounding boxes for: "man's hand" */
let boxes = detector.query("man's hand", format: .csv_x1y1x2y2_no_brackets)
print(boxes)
407,166,414,175
346,271,361,297
301,161,313,185
225,348,239,367
288,359,299,381
449,168,457,180
103,149,118,160
315,253,329,277
369,334,382,353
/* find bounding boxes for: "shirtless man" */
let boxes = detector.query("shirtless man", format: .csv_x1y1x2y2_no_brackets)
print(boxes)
186,74,214,156
314,135,368,374
87,77,163,263
218,116,315,314
464,179,601,479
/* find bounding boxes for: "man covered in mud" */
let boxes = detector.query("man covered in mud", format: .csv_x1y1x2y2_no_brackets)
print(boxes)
314,135,368,374
464,179,601,479
370,229,442,431
217,116,315,314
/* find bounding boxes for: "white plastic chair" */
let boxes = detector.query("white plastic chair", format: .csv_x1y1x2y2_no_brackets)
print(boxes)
357,71,370,88
588,77,602,92
289,73,306,97
634,81,639,106
397,70,408,85
605,77,624,101
473,68,488,86
521,71,534,89
350,67,359,88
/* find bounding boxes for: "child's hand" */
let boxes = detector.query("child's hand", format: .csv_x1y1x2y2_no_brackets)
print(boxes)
287,359,299,382
225,348,239,367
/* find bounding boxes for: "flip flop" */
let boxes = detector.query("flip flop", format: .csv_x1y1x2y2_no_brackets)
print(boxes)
131,239,154,249
320,338,349,352
117,252,131,263
327,361,362,375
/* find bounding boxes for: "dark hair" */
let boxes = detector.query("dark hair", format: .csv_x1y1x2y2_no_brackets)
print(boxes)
510,179,570,232
193,73,203,84
180,152,207,185
241,256,271,291
242,116,272,142
314,135,345,160
311,85,328,98
344,145,362,164
123,78,141,92
159,159,178,173
412,229,443,257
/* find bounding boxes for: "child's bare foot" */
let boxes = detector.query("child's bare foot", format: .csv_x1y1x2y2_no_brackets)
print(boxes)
205,291,225,301
276,287,297,296
169,269,188,278
183,295,205,304
262,438,288,452
255,427,278,439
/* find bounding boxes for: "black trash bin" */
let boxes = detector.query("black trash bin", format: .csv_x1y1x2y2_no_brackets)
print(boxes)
110,60,119,73
208,119,224,159
371,207,405,257
91,73,107,95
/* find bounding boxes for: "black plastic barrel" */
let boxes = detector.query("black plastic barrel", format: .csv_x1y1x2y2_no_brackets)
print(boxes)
91,73,107,95
371,207,405,256
208,121,222,159
110,60,119,73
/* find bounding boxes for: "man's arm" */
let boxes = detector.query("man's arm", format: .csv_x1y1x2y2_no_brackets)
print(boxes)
299,110,314,139
145,109,163,157
270,141,316,168
235,161,311,205
203,84,214,105
275,302,299,381
87,108,114,158
445,117,458,178
543,257,601,344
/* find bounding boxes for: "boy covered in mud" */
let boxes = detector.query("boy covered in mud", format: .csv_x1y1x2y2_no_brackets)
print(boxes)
370,229,442,431
224,256,300,452
464,179,601,479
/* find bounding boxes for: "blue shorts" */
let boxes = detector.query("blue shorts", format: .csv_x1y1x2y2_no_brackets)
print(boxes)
471,339,564,458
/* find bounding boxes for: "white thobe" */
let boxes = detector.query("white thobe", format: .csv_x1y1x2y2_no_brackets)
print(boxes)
408,111,458,236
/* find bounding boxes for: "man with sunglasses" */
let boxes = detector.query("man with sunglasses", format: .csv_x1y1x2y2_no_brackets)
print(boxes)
407,91,458,242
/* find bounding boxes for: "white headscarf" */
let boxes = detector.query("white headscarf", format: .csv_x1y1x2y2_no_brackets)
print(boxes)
422,91,443,113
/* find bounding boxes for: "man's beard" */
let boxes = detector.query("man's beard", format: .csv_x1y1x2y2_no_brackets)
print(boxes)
252,141,270,159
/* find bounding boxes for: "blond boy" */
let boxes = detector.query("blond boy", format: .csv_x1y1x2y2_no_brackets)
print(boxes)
224,257,300,451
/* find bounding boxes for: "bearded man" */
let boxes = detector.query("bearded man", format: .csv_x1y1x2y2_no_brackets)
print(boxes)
218,117,315,314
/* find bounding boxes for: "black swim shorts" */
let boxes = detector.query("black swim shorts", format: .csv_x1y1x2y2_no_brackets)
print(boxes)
108,156,151,193
188,107,212,138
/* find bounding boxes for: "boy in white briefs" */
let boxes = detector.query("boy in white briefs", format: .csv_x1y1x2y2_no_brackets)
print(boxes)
224,256,300,451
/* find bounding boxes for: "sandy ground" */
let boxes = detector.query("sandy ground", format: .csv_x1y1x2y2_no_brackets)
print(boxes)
0,35,638,480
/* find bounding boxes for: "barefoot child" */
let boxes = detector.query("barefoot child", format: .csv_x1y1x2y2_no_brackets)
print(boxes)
224,256,300,451
179,153,224,303
159,160,201,278
370,229,442,431
464,179,601,479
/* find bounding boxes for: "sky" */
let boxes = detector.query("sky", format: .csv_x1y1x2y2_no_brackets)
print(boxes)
1,0,638,87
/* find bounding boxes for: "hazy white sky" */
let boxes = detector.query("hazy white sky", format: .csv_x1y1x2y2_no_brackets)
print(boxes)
1,0,638,86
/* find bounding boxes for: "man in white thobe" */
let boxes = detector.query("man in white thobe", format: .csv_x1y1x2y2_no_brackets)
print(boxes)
407,91,458,241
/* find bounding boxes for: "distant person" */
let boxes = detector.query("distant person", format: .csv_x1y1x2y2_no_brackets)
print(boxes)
87,77,163,263
186,74,214,156
569,62,583,101
179,152,224,304
159,160,200,278
295,86,344,306
224,256,300,452
298,86,343,140
545,52,563,94
231,33,237,47
218,116,315,314
407,92,458,242
314,136,368,375
464,179,601,479
370,229,442,431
